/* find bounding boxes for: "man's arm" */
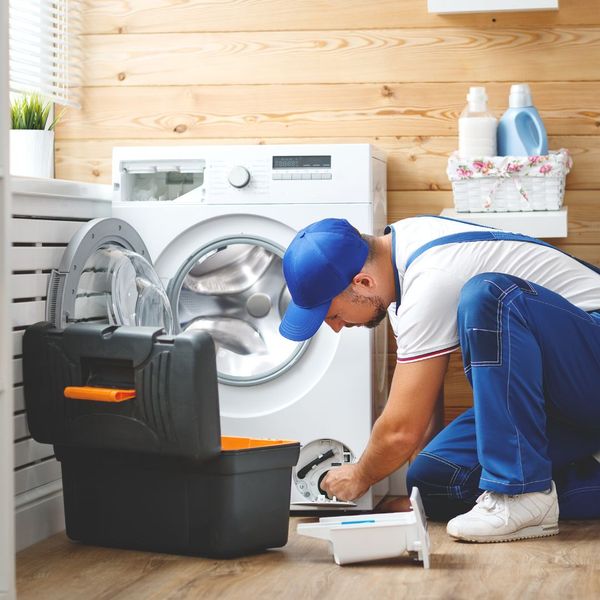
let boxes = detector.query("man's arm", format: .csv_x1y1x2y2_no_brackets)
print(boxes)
321,353,450,501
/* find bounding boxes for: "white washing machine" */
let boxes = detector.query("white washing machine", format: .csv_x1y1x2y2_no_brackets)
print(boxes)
49,144,398,511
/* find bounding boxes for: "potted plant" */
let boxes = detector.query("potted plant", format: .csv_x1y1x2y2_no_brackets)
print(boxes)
10,93,64,178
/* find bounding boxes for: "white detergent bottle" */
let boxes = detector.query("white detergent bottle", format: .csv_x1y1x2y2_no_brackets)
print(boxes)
497,83,548,156
458,86,497,158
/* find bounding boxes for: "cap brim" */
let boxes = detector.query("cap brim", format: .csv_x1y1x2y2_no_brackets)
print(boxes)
279,298,331,342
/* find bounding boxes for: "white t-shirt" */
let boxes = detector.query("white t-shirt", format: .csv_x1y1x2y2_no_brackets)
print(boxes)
387,216,600,363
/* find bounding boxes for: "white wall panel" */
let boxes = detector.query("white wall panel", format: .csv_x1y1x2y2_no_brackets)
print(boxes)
14,460,61,497
12,332,22,358
12,387,23,413
13,439,55,470
12,360,21,387
9,179,110,553
11,247,65,272
11,302,45,329
11,274,49,300
12,414,27,440
11,218,82,244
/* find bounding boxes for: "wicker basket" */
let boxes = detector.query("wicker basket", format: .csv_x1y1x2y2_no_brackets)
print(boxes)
447,149,572,212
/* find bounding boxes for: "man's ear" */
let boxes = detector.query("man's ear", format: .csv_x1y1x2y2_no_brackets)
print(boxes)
352,272,375,290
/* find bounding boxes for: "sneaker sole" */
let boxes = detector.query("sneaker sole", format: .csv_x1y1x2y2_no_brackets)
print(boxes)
448,523,559,543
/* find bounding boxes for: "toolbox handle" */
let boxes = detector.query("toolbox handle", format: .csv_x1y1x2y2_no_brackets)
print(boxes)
64,386,136,403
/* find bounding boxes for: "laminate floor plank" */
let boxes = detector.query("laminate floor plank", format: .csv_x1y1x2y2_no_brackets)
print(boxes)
16,517,600,599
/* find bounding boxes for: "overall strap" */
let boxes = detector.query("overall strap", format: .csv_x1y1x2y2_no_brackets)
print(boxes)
416,213,498,230
406,230,600,277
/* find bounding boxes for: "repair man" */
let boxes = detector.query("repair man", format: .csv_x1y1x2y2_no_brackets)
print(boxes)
278,215,600,543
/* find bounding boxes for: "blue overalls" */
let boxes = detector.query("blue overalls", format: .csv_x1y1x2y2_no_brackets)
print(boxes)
397,217,600,520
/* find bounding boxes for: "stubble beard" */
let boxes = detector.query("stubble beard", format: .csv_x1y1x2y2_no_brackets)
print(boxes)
347,290,388,329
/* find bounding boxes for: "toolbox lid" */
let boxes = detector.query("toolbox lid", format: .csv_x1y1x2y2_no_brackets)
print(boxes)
24,322,222,461
46,217,173,334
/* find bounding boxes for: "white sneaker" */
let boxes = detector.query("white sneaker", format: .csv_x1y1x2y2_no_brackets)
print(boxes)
446,481,559,543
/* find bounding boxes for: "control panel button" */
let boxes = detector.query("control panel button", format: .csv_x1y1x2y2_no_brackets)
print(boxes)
272,171,332,181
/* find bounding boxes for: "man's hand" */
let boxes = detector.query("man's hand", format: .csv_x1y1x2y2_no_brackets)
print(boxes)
320,463,371,502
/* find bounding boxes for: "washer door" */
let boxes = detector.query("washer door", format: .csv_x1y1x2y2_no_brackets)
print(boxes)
47,218,173,333
168,236,306,386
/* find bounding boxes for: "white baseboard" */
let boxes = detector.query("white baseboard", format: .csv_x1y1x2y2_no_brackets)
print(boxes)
15,481,64,552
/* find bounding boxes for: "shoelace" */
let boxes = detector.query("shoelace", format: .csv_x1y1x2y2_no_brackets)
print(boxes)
476,492,499,510
476,491,511,525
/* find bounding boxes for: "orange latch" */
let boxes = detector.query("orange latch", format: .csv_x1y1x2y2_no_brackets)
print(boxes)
64,386,136,403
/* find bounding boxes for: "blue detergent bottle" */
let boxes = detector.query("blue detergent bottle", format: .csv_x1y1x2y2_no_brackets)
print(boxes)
497,84,548,156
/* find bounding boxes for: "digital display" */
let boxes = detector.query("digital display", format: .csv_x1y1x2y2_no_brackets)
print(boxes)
273,155,331,169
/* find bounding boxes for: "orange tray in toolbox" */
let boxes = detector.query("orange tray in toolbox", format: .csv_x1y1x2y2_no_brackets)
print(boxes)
221,436,297,451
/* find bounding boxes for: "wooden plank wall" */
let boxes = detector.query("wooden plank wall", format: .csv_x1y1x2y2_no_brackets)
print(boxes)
55,0,600,424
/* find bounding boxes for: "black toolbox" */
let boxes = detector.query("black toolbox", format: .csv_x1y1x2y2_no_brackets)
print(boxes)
23,322,300,558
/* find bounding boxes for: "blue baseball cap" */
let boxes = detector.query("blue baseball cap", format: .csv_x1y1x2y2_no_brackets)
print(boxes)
279,218,369,341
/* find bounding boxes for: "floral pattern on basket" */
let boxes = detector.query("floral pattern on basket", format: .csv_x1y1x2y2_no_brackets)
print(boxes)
447,149,572,212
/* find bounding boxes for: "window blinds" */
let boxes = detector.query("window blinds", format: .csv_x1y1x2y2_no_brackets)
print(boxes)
8,0,82,108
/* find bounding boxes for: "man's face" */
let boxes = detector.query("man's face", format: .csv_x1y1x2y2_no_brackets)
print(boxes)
324,289,388,333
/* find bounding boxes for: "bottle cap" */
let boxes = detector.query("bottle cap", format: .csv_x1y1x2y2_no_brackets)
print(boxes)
509,83,533,108
467,86,487,102
466,86,488,112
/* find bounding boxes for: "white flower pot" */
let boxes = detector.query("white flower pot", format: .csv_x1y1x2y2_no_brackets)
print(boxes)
9,129,54,178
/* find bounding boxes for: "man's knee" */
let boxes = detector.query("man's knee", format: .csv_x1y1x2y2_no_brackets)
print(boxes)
406,454,444,518
406,452,439,491
406,452,481,521
407,451,463,491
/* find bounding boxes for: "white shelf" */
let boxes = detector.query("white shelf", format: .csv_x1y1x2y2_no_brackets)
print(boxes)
11,176,112,201
428,0,558,14
440,207,567,238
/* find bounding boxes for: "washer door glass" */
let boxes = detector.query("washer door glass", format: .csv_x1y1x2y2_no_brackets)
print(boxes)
74,244,173,333
171,238,306,385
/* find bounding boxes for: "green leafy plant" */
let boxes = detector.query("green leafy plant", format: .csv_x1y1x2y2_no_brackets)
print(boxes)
10,93,65,130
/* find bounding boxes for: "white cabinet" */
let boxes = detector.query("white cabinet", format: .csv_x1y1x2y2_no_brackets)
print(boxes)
10,178,110,552
0,0,15,598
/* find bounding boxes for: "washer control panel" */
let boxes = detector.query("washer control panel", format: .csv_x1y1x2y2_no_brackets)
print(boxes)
271,154,332,181
113,143,383,205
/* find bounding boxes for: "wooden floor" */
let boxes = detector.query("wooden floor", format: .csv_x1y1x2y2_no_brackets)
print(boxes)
17,517,600,599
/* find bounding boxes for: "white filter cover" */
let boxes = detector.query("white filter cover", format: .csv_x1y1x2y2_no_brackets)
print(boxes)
297,487,430,567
